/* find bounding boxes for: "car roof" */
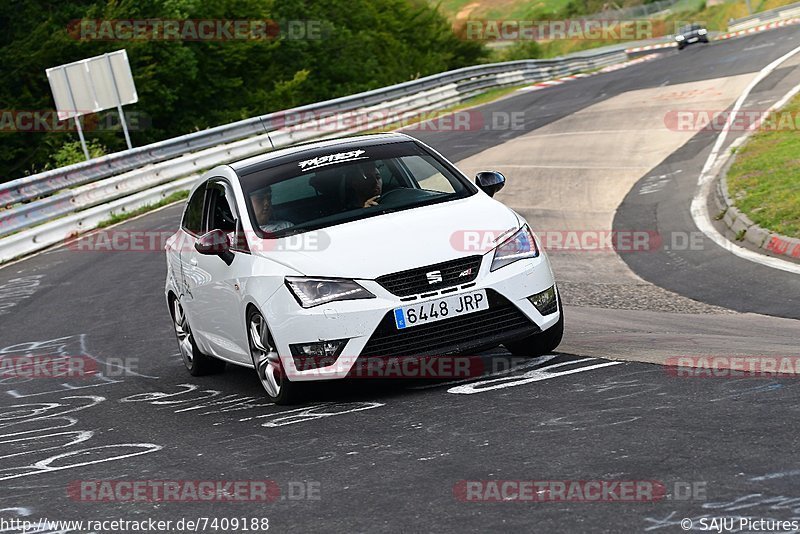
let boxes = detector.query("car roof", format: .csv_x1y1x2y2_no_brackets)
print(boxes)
230,132,415,176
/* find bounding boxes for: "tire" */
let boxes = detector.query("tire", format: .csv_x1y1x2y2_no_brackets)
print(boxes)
504,295,564,357
171,297,226,376
246,307,304,405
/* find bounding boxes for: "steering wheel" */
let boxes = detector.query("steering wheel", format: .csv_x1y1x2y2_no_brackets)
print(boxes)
376,188,407,204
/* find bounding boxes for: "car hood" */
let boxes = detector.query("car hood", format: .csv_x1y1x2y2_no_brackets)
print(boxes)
253,194,521,279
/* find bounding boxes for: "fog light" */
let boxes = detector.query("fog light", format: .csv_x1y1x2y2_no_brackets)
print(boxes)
296,341,346,358
289,339,348,370
528,286,557,315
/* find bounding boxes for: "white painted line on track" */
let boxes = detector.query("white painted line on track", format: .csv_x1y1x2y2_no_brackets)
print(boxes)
691,43,800,275
409,355,559,391
448,358,623,394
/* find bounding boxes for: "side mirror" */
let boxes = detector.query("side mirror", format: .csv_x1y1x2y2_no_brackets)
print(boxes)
475,171,506,197
195,229,233,265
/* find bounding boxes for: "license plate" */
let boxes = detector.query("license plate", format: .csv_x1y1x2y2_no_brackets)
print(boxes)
393,290,489,329
688,37,698,42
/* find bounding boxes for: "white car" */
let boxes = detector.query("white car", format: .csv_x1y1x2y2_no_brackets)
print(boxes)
164,133,563,404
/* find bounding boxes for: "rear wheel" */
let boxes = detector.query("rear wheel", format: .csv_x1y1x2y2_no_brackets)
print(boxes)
247,308,304,405
171,297,226,376
504,295,564,357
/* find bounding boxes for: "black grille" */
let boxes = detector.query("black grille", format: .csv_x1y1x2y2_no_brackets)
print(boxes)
375,256,482,297
359,290,538,358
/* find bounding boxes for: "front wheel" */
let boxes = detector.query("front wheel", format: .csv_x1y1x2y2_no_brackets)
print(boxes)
247,308,304,405
504,296,564,357
171,297,226,376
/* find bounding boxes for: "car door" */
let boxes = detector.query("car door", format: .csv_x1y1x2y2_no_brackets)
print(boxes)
171,184,207,302
184,179,252,364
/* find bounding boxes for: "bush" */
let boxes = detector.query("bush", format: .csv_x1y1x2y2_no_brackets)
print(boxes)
497,41,544,61
49,139,107,169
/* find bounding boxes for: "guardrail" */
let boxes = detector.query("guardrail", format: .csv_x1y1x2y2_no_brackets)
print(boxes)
0,48,628,263
728,1,800,32
0,51,620,210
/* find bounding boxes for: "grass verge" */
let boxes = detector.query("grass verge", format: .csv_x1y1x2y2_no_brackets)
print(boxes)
725,93,800,238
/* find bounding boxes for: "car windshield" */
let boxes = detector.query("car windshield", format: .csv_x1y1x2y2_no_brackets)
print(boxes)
680,24,702,32
238,140,475,238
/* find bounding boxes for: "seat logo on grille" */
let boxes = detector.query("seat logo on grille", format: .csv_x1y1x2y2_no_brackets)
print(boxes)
426,270,443,284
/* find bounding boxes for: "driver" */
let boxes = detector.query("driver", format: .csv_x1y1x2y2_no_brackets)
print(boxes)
345,162,382,209
250,186,293,233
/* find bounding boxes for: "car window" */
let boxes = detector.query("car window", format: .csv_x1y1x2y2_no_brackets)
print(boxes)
400,155,456,194
182,185,206,235
270,174,316,204
204,183,237,234
238,141,475,239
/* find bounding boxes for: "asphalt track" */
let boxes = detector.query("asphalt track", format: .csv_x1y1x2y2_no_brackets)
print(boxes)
0,26,799,534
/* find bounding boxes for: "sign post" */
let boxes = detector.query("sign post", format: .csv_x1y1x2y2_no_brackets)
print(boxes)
46,50,139,160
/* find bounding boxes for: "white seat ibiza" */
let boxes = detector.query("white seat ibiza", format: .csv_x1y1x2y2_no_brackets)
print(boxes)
165,133,563,404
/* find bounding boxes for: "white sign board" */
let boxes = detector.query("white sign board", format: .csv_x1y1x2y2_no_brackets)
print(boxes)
46,50,138,121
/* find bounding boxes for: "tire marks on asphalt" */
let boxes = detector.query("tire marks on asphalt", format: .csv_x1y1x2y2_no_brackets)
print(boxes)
0,276,43,316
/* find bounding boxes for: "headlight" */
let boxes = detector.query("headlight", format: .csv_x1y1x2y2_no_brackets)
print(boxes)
698,28,707,35
490,225,539,271
676,34,685,41
286,277,375,308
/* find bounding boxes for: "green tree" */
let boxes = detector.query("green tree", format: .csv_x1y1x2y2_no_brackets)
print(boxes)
0,0,486,182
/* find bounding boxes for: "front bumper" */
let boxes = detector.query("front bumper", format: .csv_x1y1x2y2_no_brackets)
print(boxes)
676,34,708,46
261,250,560,381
